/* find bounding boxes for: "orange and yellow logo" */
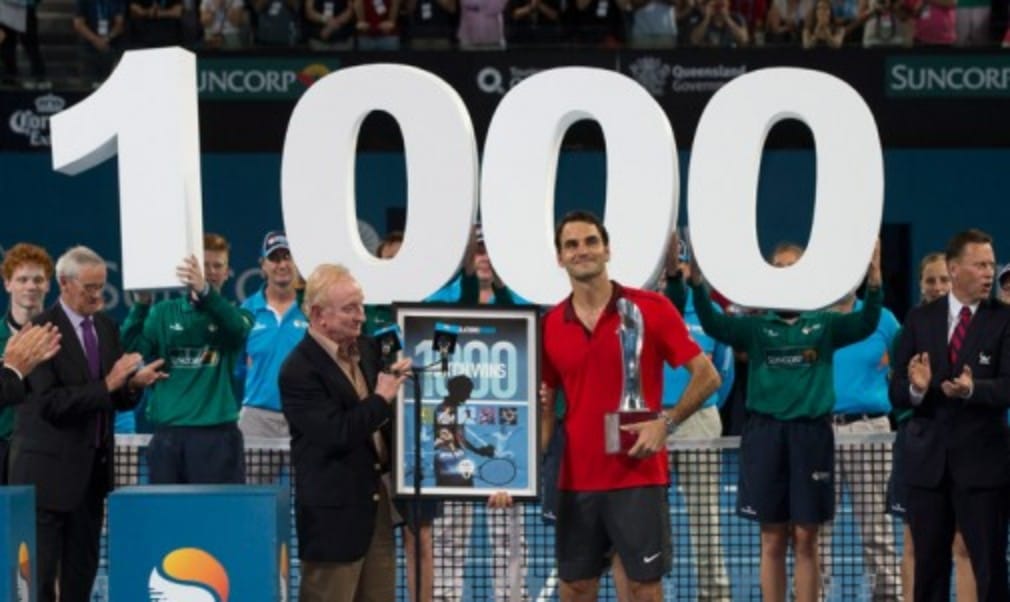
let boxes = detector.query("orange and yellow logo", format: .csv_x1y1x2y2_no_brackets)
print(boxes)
279,543,289,602
16,542,29,602
148,548,229,602
296,64,331,88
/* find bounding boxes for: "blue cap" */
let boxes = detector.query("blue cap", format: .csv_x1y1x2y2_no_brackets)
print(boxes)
261,231,289,258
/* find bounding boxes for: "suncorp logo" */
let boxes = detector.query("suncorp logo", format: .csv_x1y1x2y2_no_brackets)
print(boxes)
296,63,331,87
16,542,29,602
197,59,339,100
148,548,229,602
887,56,1010,97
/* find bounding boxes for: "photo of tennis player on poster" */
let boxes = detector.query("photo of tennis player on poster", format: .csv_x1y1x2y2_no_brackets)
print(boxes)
394,304,540,500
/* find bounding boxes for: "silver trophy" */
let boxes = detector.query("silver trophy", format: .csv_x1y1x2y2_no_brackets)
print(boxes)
605,298,659,454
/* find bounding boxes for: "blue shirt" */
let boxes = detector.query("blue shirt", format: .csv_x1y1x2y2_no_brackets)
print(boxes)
426,273,530,305
832,299,900,415
237,289,309,412
663,288,735,409
114,409,136,433
427,276,465,303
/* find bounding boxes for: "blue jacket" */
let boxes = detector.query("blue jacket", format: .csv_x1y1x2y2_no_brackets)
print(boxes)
236,288,309,412
663,288,734,409
833,299,900,415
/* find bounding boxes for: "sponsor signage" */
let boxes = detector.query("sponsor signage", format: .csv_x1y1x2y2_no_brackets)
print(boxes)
626,56,748,96
196,57,342,100
108,485,289,602
0,488,35,602
4,49,1009,151
7,93,67,148
886,55,1010,97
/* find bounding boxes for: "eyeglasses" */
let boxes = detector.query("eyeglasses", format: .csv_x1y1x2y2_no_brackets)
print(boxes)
77,282,105,294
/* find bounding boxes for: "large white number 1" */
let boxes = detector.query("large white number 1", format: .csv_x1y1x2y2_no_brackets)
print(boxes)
50,47,203,290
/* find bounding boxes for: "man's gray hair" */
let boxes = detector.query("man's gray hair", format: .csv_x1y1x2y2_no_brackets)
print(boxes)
55,246,105,281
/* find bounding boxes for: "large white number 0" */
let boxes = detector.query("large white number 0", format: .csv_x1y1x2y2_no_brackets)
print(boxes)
688,68,883,310
281,64,478,305
51,48,204,290
480,67,679,307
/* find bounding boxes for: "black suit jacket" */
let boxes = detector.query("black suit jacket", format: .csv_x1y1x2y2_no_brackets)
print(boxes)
279,333,393,562
0,367,25,408
890,295,1010,489
9,303,141,511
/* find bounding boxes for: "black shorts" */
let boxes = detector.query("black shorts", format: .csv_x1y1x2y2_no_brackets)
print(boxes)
886,422,908,518
737,412,834,525
556,486,672,583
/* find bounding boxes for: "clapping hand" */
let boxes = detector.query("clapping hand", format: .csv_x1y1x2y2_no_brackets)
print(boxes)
908,352,931,394
129,358,169,389
3,323,61,376
941,365,973,399
105,353,144,392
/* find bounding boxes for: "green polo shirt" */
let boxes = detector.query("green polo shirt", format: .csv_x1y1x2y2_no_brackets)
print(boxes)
123,289,252,427
692,283,883,420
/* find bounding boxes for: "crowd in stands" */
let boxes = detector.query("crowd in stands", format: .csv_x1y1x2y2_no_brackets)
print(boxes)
68,0,1010,53
1,0,1010,88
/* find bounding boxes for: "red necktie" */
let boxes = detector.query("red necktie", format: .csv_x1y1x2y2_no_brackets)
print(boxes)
949,306,972,366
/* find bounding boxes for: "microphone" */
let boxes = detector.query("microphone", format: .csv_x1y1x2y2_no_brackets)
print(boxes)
373,324,403,370
433,322,461,374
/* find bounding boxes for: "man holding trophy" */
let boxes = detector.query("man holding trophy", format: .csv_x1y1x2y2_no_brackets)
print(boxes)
541,211,721,602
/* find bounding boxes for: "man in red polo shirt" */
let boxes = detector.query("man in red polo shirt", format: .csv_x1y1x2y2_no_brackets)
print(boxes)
541,211,721,601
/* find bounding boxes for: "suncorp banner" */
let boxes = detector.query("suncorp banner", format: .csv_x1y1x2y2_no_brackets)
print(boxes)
197,58,342,100
886,55,1010,98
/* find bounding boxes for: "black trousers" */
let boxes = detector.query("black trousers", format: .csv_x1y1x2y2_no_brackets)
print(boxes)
907,471,1010,602
0,438,8,483
36,453,107,602
0,7,45,79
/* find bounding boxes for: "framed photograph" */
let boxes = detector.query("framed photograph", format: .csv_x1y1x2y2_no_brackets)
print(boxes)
393,304,540,500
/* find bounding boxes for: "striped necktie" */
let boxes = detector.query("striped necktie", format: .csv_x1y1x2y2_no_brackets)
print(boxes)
948,306,972,367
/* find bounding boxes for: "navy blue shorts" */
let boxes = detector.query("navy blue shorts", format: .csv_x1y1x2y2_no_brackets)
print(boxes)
146,422,245,484
737,412,834,525
886,422,908,518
